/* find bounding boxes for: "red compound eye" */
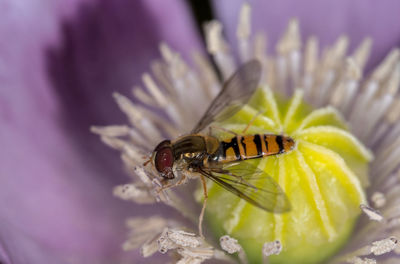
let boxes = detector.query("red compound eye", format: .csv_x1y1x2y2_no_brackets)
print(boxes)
155,147,174,179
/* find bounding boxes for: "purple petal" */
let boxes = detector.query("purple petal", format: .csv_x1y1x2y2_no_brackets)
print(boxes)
213,0,400,69
0,0,200,263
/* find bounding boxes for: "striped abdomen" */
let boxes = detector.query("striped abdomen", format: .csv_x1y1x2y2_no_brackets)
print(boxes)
210,134,295,163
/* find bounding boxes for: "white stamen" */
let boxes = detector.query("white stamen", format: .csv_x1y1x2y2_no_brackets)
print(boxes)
359,93,393,141
360,204,384,222
132,166,153,185
385,97,400,124
142,73,168,107
158,228,203,254
304,36,318,75
132,85,157,105
302,36,318,100
220,235,242,254
371,49,399,82
176,257,204,264
177,247,214,263
352,37,372,72
113,92,142,120
346,57,362,80
141,237,159,258
177,247,214,259
150,59,176,96
237,3,251,63
263,240,282,256
336,237,398,263
192,52,220,99
90,125,130,137
204,20,227,54
156,228,213,264
99,136,143,164
113,92,162,141
159,42,174,63
370,236,398,255
348,81,379,135
220,235,248,264
131,104,180,138
204,20,235,79
113,183,155,204
276,19,301,55
384,62,400,96
330,57,361,111
158,229,179,254
168,230,202,248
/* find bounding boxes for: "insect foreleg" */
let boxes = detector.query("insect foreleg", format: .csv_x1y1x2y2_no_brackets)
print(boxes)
156,174,187,194
198,174,208,238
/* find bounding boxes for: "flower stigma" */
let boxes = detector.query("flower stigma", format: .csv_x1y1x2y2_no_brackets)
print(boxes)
92,3,400,264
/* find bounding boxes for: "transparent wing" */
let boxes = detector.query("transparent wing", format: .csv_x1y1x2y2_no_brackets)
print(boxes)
200,162,291,213
191,60,262,133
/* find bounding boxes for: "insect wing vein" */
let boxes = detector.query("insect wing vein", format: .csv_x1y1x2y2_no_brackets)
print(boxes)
200,166,291,213
191,60,262,133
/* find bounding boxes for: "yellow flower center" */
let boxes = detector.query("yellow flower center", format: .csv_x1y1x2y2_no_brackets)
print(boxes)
198,87,372,263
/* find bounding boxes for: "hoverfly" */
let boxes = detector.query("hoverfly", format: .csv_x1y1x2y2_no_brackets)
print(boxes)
145,60,294,237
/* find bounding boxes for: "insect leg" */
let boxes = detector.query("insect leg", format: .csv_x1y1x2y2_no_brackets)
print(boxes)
242,110,264,134
198,174,208,238
142,157,151,166
156,174,187,194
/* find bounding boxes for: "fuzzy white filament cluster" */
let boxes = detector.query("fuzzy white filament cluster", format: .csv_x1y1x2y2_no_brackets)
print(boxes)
92,3,400,264
220,235,248,264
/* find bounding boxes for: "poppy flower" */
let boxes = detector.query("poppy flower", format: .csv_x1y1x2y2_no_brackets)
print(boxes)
2,0,400,263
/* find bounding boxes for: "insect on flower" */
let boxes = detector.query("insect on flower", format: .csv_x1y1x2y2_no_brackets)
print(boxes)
144,60,294,237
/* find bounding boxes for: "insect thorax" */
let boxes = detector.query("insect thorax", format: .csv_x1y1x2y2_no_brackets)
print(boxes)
173,135,219,157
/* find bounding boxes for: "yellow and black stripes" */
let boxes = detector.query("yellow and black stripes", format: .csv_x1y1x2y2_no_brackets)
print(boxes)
220,136,241,161
211,134,295,163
